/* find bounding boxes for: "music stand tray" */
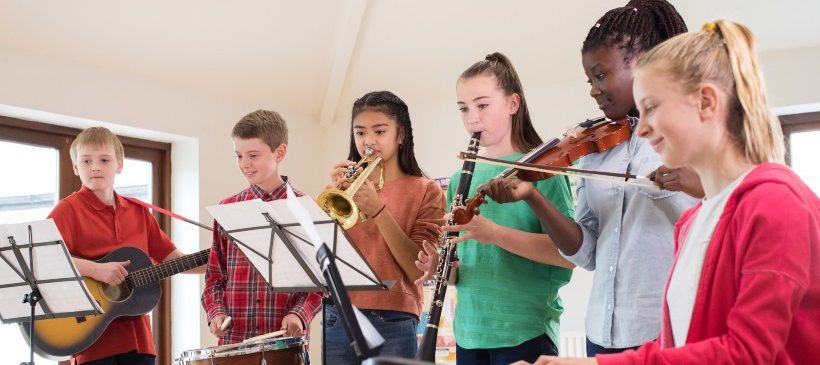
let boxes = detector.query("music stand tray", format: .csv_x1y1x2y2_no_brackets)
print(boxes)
0,219,102,364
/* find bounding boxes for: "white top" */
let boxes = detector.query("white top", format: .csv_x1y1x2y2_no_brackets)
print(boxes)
667,170,749,347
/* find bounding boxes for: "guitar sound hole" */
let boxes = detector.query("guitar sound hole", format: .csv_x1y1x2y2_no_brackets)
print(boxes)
100,282,133,303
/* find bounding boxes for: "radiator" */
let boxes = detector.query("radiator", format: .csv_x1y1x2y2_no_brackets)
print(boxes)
559,331,587,357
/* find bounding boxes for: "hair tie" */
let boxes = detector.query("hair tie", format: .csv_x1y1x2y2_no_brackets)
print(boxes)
702,22,718,33
702,21,727,45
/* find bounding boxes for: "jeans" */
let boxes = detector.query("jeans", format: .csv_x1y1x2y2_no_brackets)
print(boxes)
324,305,419,365
585,337,642,356
455,333,557,365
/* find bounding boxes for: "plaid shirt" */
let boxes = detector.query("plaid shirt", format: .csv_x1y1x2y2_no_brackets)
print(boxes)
201,178,322,344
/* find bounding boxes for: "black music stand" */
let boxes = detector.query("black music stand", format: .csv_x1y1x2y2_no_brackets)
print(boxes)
206,185,391,361
0,219,101,365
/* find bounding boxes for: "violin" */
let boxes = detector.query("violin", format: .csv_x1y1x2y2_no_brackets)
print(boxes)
452,117,635,225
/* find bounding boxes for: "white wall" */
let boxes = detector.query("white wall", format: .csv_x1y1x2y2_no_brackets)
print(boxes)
760,44,820,109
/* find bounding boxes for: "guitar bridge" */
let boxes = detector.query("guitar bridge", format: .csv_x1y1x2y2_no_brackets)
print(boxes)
75,316,87,323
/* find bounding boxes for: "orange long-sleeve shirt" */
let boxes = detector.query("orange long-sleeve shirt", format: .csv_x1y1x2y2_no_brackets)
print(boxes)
346,175,446,316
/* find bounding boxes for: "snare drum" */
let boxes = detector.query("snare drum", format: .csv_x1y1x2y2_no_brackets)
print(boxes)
176,336,304,365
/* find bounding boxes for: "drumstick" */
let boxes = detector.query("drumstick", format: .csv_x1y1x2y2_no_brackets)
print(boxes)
242,329,286,343
219,316,232,331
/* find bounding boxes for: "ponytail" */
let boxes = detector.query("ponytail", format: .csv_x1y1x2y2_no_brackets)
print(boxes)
459,52,542,152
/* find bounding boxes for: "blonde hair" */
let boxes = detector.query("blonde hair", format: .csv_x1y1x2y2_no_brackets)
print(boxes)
635,19,785,164
232,109,288,151
70,126,125,164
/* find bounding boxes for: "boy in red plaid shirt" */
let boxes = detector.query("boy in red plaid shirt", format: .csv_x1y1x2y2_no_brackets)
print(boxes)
201,110,322,345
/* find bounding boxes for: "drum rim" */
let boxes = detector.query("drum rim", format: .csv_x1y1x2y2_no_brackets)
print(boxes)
177,336,304,359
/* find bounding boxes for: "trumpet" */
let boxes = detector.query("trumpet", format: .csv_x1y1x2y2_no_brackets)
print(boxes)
316,147,384,229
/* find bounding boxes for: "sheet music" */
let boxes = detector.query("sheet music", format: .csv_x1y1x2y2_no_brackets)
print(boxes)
206,195,383,291
0,219,101,323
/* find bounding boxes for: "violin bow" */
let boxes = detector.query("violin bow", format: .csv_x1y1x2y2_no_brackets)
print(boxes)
458,152,658,189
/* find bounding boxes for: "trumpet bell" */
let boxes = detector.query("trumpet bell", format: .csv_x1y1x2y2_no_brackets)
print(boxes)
316,188,360,230
316,154,383,230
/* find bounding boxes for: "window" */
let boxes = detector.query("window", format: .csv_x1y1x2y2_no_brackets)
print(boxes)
788,130,820,193
0,116,173,365
0,140,61,364
781,111,820,194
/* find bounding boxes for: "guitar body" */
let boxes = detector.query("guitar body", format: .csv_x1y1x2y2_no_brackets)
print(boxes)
21,246,161,359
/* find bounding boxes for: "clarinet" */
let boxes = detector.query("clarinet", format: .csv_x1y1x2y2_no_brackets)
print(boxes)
416,132,481,362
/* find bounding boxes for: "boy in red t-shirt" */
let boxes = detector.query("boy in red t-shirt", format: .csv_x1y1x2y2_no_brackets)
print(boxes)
49,126,200,364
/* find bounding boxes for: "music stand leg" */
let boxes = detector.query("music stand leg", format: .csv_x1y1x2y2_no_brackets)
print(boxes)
22,289,41,365
316,243,381,361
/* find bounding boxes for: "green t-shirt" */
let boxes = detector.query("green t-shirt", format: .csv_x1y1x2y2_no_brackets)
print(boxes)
448,152,574,349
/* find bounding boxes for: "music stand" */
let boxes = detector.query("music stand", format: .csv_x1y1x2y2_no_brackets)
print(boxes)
0,219,102,365
206,184,389,360
205,195,388,292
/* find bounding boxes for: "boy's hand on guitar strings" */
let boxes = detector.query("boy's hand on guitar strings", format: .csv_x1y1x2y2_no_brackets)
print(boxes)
93,260,131,286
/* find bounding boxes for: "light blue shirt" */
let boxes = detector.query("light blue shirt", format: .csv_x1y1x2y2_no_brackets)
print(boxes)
563,119,698,348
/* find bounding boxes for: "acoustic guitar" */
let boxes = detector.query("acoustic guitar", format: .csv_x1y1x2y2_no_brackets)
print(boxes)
20,246,210,359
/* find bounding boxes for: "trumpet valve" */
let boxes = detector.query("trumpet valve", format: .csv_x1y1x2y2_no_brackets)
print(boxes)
344,164,358,180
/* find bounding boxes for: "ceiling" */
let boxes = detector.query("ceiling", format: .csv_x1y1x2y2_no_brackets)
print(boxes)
2,0,819,124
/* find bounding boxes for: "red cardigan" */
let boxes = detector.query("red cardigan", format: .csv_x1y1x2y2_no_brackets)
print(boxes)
599,163,820,365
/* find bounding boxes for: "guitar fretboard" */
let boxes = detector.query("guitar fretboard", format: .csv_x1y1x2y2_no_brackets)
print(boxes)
125,249,210,288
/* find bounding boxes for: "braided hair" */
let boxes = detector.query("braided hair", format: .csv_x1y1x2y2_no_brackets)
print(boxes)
582,0,688,57
459,52,542,153
347,90,425,177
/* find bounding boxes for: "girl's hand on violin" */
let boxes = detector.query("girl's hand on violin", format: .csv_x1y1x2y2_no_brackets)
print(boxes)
330,160,355,189
479,178,533,203
651,165,705,198
353,179,384,217
442,215,499,245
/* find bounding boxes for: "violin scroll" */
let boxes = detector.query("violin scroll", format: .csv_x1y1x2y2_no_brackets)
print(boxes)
452,192,486,225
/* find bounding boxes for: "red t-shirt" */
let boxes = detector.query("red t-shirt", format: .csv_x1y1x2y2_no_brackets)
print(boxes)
48,186,176,363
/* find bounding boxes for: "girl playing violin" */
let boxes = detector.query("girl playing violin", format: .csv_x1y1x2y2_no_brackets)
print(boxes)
419,52,576,364
518,18,820,365
323,91,446,364
479,0,700,357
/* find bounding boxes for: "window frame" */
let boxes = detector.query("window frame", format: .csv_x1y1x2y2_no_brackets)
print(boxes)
780,111,820,166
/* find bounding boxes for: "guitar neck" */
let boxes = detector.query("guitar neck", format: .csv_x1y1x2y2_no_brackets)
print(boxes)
127,249,210,287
